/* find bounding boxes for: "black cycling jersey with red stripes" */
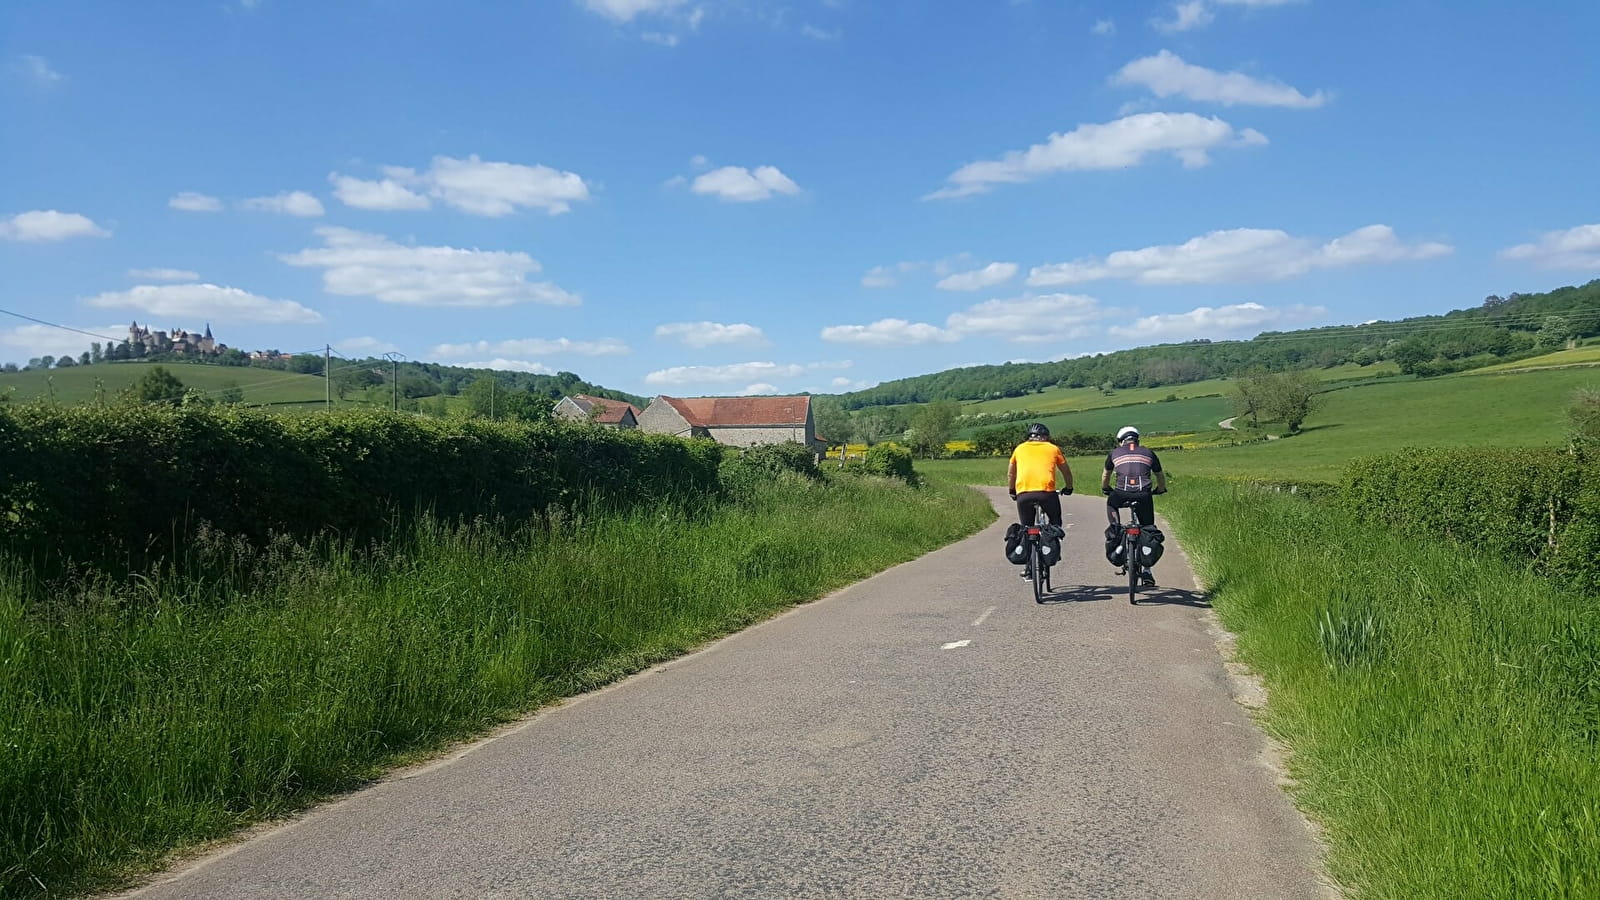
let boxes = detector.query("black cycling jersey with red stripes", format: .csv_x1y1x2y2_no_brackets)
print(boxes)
1105,444,1163,493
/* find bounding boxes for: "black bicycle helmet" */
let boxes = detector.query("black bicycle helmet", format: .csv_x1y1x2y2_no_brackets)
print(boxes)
1027,422,1051,438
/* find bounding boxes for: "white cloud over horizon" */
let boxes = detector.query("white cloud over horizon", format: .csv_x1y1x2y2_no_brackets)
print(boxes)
936,262,1019,291
457,359,558,373
926,112,1266,199
431,337,630,358
1500,224,1600,270
16,55,63,85
1028,225,1452,287
1154,1,1213,33
822,293,1116,347
240,191,325,217
0,323,127,364
128,268,200,282
645,360,807,386
654,321,768,347
687,165,802,202
1108,301,1326,340
169,192,223,212
0,210,110,242
329,173,431,211
1113,50,1327,108
335,336,401,355
85,283,322,324
281,227,580,308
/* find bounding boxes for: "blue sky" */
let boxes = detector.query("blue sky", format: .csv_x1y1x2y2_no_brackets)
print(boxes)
3,0,1598,397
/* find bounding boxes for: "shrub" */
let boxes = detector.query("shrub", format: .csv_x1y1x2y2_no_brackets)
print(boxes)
1340,447,1600,591
863,442,916,484
718,442,820,499
0,405,723,573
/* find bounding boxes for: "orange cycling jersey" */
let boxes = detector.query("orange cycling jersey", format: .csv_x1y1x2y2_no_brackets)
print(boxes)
1010,441,1066,493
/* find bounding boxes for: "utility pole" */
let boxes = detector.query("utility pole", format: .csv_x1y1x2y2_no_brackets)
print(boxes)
383,351,405,411
325,344,331,410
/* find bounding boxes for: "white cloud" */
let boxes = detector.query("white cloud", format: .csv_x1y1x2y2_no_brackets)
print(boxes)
335,336,401,355
824,293,1116,347
861,266,899,288
654,321,768,348
241,191,325,217
17,55,63,84
581,0,686,22
1500,224,1600,270
937,262,1019,291
734,383,780,396
945,293,1113,343
1108,302,1326,340
1154,1,1213,32
128,268,199,282
169,192,223,212
690,165,801,202
366,155,589,217
819,319,959,346
641,32,680,46
0,324,126,362
85,283,322,324
689,154,710,169
1092,18,1116,35
281,227,580,308
1217,0,1303,6
0,210,110,242
801,24,840,40
1113,50,1327,108
830,376,872,390
458,359,557,373
926,112,1266,199
1029,225,1453,287
431,337,629,358
329,174,430,211
642,360,850,387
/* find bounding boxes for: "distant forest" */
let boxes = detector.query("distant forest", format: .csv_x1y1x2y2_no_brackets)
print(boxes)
833,280,1600,410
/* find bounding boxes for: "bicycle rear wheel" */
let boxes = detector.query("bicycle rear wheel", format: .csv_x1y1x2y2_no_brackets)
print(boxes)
1126,535,1140,605
1032,544,1046,604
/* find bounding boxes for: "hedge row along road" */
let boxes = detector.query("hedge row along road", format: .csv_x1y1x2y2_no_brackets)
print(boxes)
122,489,1326,900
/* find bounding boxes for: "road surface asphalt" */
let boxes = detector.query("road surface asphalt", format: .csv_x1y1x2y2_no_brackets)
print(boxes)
122,487,1329,899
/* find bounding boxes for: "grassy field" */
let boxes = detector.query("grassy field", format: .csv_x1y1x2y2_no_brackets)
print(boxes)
1457,345,1600,374
0,470,992,899
960,362,1398,416
1163,480,1600,898
960,394,1236,439
929,366,1600,484
0,361,366,409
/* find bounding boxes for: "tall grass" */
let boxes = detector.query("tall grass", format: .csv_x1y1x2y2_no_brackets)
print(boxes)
1164,480,1600,899
0,471,992,899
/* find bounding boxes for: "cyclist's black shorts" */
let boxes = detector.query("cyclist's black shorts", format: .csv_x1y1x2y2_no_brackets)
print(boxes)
1105,489,1154,528
1016,491,1062,526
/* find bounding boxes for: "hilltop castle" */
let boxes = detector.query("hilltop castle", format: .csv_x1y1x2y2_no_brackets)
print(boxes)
127,321,227,357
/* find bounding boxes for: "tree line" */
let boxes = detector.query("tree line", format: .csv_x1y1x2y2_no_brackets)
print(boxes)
832,280,1600,410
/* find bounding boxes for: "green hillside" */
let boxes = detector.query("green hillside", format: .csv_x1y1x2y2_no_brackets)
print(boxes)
925,365,1600,484
0,362,371,409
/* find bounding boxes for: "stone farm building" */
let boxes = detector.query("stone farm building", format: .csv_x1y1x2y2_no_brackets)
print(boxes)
553,394,642,428
637,395,826,454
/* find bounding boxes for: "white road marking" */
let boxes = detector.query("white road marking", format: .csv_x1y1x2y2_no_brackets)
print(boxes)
971,606,997,627
941,640,972,650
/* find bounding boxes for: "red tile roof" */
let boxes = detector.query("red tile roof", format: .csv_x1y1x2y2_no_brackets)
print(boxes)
571,394,641,424
656,395,812,428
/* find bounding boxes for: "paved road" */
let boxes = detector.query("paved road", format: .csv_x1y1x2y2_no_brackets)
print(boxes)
125,488,1328,900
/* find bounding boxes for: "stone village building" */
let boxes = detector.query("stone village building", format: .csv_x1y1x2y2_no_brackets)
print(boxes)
636,395,826,455
552,394,642,428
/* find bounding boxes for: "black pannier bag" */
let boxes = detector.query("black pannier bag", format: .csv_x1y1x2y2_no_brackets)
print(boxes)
1104,524,1125,567
1004,523,1029,565
1135,525,1166,567
1038,524,1064,567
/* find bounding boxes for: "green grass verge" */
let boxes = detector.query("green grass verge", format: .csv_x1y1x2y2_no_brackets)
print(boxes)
1163,480,1600,899
0,471,993,899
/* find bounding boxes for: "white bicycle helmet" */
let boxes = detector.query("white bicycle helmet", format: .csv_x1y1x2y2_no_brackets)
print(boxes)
1116,425,1140,443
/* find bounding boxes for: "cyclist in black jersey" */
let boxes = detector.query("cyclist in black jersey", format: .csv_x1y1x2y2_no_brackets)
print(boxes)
1101,426,1167,587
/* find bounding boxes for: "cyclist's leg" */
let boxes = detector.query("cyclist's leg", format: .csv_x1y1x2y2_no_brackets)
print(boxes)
1016,491,1051,525
1042,492,1063,527
1133,493,1155,529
